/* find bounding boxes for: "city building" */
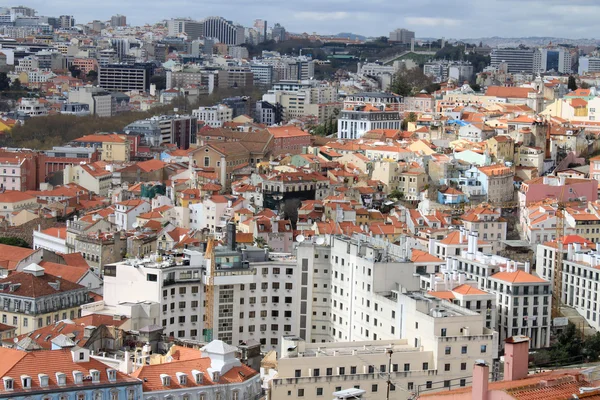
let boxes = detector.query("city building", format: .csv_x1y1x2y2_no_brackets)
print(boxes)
389,28,415,44
578,56,600,75
71,134,130,162
0,263,90,335
203,16,245,45
534,47,572,74
98,63,154,92
132,340,261,400
167,18,204,40
490,48,536,73
192,104,233,128
0,347,143,399
68,87,113,118
58,15,74,29
111,14,127,27
337,93,402,139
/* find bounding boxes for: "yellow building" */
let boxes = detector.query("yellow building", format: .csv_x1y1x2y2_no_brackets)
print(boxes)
0,264,90,335
73,134,130,162
486,135,515,162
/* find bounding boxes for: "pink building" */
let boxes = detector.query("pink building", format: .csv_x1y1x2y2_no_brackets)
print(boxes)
518,175,598,207
72,58,98,75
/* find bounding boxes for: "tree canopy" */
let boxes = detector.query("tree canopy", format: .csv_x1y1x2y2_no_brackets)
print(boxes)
388,67,435,97
0,237,30,248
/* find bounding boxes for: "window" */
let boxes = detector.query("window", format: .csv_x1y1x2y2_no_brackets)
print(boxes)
313,368,320,377
481,345,487,353
444,363,451,371
298,389,305,397
146,273,157,282
372,384,378,392
461,345,467,354
461,362,467,371
295,369,301,377
423,362,429,370
350,366,357,374
445,346,451,355
316,388,323,396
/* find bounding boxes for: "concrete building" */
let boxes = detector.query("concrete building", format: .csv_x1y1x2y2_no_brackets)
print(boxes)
98,63,154,92
534,47,572,74
63,162,112,196
578,56,600,75
58,15,74,29
490,48,536,73
32,226,68,254
389,28,415,44
203,16,245,45
68,86,113,117
167,18,204,40
111,14,127,27
337,92,402,139
192,104,233,128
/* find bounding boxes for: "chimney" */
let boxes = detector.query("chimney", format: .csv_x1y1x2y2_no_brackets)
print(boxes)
428,237,435,255
524,261,530,274
226,222,236,251
472,360,489,400
504,335,530,382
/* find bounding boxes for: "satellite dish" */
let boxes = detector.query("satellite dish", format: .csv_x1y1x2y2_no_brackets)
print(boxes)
296,234,305,243
132,222,139,228
13,337,18,343
315,236,326,245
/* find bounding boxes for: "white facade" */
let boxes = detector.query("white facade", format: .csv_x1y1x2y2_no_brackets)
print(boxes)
114,200,151,230
192,104,233,128
32,228,68,254
17,98,48,117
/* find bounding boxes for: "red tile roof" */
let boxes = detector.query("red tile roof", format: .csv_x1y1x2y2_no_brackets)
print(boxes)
38,261,89,284
0,269,85,297
0,191,36,203
491,270,547,284
0,245,38,271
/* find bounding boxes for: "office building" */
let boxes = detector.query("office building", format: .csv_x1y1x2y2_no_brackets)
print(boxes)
534,48,572,74
389,28,415,44
490,48,536,73
203,16,245,45
167,18,204,40
111,14,127,27
152,115,198,149
98,63,154,92
271,23,286,42
58,15,74,29
578,56,600,75
217,66,254,88
255,101,283,125
68,87,113,117
250,63,274,85
254,19,268,42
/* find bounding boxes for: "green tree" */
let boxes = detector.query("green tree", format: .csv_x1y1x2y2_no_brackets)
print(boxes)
0,237,30,248
389,67,434,97
581,81,591,89
0,72,9,91
10,78,22,91
87,70,98,82
69,65,81,79
568,75,578,91
388,189,403,200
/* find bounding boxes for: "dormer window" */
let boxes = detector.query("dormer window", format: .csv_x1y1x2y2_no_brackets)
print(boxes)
38,374,48,388
73,371,83,384
21,375,31,389
191,370,203,384
160,374,171,386
90,370,100,383
106,369,117,383
3,377,13,391
56,372,66,386
176,372,187,385
212,372,220,382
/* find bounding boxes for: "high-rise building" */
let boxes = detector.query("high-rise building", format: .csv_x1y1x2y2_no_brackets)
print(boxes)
389,28,415,44
98,63,154,92
271,23,286,42
167,18,204,40
533,48,572,74
202,16,245,45
253,19,268,42
58,15,74,29
110,14,127,27
490,48,535,73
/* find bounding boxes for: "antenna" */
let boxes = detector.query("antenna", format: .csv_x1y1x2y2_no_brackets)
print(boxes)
296,234,305,243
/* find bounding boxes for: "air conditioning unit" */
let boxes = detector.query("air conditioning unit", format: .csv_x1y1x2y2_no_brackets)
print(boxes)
274,289,278,292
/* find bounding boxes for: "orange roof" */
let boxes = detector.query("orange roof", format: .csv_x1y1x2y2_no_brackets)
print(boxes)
0,191,35,203
491,270,547,284
74,133,127,143
40,226,67,239
411,249,443,263
267,125,311,138
452,284,488,295
0,348,138,392
428,291,455,300
485,86,535,99
571,98,588,108
38,261,90,284
131,356,258,392
137,159,167,173
0,244,37,271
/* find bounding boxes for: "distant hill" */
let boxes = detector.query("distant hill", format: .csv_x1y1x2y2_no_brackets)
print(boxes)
334,32,367,41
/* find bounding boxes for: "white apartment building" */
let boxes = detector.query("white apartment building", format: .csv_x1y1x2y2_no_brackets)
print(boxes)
17,98,48,117
192,104,233,128
449,232,552,349
536,237,600,330
114,199,151,230
271,287,496,398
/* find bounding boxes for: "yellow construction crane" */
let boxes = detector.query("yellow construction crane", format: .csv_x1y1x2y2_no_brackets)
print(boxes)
203,238,215,342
